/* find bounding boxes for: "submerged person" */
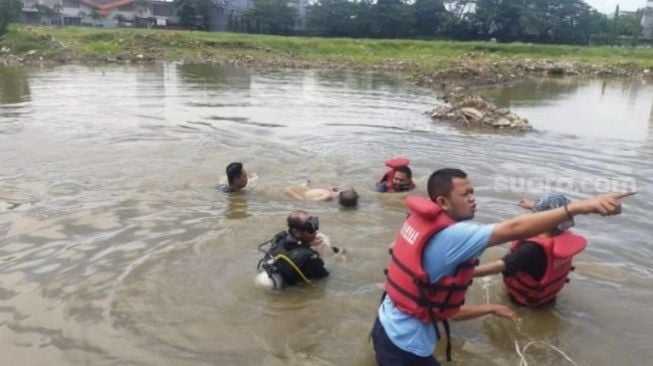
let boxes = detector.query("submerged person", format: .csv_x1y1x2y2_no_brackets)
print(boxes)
255,210,330,289
375,157,415,193
372,168,632,366
219,162,248,193
285,181,359,208
473,193,588,307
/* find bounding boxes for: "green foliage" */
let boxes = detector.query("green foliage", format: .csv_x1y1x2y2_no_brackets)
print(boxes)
306,0,374,37
0,0,22,36
174,0,214,31
413,0,446,36
243,0,298,35
6,26,653,71
469,0,614,45
306,0,619,45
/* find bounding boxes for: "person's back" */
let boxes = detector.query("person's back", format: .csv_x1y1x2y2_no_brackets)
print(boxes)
256,211,329,289
474,193,588,307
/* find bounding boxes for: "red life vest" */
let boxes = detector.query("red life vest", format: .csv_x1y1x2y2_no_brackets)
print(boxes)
379,157,416,192
385,196,477,323
504,230,587,307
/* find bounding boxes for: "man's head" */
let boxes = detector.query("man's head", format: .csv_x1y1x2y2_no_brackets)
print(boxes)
392,165,413,192
428,168,475,221
226,162,248,191
287,210,319,243
338,188,359,208
533,192,574,234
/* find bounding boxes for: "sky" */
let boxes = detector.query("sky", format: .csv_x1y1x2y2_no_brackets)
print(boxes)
584,0,649,13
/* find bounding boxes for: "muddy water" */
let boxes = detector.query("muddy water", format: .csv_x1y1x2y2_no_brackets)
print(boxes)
1,64,651,366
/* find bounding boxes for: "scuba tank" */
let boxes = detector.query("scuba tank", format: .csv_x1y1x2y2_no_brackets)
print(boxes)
256,231,316,289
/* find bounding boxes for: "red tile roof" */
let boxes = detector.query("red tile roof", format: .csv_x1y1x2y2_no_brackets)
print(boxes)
80,0,138,16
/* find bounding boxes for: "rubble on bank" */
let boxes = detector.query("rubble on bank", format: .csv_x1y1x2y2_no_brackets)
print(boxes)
412,58,652,91
2,29,652,91
430,93,532,131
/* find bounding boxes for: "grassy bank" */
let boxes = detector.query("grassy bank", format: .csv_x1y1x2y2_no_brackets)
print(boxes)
2,25,653,88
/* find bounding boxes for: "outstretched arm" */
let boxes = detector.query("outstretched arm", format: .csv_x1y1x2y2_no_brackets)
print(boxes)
473,260,506,277
488,192,634,247
451,304,519,322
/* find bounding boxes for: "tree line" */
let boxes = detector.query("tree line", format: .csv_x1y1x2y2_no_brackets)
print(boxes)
222,0,646,46
0,0,646,46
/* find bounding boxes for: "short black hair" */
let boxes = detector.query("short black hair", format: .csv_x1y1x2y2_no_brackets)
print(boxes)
394,165,412,179
226,162,243,186
338,188,359,208
427,168,467,200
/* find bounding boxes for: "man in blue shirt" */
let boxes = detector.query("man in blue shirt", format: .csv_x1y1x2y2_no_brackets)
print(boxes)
372,168,633,366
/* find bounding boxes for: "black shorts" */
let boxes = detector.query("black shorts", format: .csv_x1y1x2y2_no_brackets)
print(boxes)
371,317,441,366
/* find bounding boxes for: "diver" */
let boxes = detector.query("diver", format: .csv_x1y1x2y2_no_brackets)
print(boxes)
256,210,331,289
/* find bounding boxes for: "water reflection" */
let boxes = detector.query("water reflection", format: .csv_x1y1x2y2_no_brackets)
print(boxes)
486,77,583,107
225,193,250,219
178,63,252,90
0,66,30,104
482,78,653,141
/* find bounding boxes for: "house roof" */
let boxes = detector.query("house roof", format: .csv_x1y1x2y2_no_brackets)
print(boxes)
80,0,137,15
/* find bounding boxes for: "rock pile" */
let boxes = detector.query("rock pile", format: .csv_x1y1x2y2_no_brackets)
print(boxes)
430,93,532,130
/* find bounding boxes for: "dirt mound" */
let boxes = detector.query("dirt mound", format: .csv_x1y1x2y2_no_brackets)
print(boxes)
430,93,532,131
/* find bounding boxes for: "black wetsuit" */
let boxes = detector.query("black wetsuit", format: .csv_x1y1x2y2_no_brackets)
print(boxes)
265,231,329,286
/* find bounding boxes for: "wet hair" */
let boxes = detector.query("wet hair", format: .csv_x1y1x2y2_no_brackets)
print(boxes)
427,168,468,200
394,165,412,179
338,188,359,208
287,210,309,231
226,162,243,186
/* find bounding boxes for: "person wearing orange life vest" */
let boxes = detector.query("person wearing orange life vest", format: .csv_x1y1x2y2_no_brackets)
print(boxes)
372,168,633,366
375,157,416,193
473,193,587,307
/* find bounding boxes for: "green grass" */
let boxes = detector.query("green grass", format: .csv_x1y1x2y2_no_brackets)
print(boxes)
85,40,121,54
3,24,653,71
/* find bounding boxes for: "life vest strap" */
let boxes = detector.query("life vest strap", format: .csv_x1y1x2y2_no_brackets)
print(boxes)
423,280,472,292
390,253,420,280
513,271,569,291
386,275,463,310
418,283,454,362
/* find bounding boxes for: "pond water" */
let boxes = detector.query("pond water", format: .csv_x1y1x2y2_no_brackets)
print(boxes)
1,64,651,366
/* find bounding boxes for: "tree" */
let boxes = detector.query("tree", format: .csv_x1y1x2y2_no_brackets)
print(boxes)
174,0,214,30
307,0,375,37
373,0,415,38
243,0,297,35
90,8,103,26
0,0,22,36
471,0,607,44
413,0,446,36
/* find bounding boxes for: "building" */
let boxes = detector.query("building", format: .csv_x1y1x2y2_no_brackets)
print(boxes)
642,0,653,40
18,0,308,32
20,0,179,28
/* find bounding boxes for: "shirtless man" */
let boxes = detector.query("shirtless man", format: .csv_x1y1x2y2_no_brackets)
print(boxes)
285,181,359,208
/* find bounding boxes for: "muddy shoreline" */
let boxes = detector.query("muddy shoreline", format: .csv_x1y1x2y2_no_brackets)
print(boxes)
2,29,652,91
